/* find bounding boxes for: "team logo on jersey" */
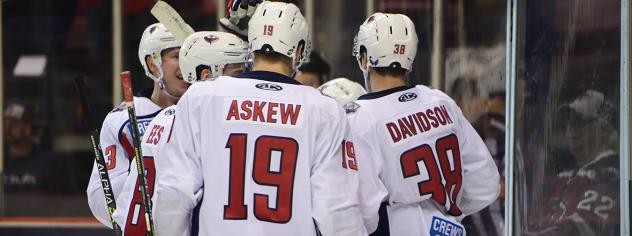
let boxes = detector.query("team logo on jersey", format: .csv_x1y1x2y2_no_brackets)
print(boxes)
255,83,283,91
398,92,417,102
429,216,464,236
164,108,175,116
344,102,361,114
204,35,220,44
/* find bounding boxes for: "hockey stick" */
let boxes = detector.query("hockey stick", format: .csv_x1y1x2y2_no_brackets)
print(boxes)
73,76,122,236
120,71,156,236
151,0,195,44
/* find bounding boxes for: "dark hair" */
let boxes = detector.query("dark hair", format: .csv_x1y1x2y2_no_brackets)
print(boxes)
373,66,408,77
160,47,179,57
357,47,407,78
488,91,506,100
450,77,480,103
253,48,292,65
194,65,210,81
299,51,331,84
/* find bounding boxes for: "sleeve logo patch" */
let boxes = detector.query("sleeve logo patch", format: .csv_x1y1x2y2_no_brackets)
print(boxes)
344,102,361,114
398,92,417,102
255,83,283,91
164,108,176,116
429,216,464,236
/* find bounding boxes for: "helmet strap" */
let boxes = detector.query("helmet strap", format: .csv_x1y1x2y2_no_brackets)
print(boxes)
158,79,182,100
362,68,371,93
356,52,371,92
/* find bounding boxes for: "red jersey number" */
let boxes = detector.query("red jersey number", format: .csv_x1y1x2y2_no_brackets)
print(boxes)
224,134,298,223
400,134,462,215
124,157,156,235
104,145,117,170
341,140,358,170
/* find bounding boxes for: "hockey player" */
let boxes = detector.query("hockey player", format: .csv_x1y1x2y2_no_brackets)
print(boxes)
111,31,250,235
317,77,367,106
348,13,500,235
86,22,189,228
153,2,367,235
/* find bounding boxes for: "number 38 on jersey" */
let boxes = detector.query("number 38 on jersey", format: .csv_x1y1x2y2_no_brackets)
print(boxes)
400,134,463,216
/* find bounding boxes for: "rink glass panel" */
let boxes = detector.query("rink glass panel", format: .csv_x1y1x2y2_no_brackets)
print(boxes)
512,0,621,235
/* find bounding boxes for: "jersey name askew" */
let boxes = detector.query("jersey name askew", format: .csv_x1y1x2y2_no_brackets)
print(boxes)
226,99,302,125
386,105,453,143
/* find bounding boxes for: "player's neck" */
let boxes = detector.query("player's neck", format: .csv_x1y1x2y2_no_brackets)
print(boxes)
151,84,177,108
252,61,293,77
369,73,407,93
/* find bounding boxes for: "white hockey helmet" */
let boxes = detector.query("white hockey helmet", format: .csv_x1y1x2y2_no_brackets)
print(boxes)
138,23,185,81
318,77,367,106
248,1,311,71
179,31,250,83
353,13,418,89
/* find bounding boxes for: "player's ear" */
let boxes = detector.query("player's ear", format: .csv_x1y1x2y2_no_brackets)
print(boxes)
200,68,211,81
146,56,160,78
295,40,305,67
361,52,368,70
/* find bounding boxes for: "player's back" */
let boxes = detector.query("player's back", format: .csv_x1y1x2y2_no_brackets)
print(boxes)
155,71,365,236
348,85,499,235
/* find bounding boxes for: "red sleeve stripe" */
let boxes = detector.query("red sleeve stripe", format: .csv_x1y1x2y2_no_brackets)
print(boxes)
120,133,136,161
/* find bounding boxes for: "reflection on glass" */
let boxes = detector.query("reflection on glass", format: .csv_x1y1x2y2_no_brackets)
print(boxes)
514,0,621,235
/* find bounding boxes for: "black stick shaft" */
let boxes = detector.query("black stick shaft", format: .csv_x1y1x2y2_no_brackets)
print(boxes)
74,76,122,236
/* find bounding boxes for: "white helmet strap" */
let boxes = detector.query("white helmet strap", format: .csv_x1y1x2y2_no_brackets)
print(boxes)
158,79,182,99
356,51,371,92
362,68,371,93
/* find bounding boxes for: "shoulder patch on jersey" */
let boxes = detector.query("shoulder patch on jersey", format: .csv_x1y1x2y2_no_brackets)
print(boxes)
164,108,176,116
255,83,283,91
344,102,361,114
398,92,418,102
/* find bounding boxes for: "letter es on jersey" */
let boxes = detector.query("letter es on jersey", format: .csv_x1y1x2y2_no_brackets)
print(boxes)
398,92,417,102
256,83,283,91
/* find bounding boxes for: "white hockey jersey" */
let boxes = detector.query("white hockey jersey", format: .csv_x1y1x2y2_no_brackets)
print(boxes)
153,71,367,236
86,91,162,228
111,105,176,235
347,85,500,236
